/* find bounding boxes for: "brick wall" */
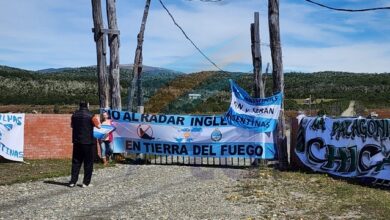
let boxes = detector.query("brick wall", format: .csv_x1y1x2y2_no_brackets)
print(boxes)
24,114,73,159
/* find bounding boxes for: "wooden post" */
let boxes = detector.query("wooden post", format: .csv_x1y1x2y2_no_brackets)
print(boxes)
251,12,264,98
106,0,121,111
92,0,109,108
309,94,312,116
127,0,151,112
268,0,288,169
264,62,270,90
290,117,298,169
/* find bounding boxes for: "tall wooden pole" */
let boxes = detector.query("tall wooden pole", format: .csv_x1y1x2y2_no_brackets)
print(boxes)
251,12,264,98
106,0,122,110
268,0,288,169
92,0,109,108
264,62,270,89
127,0,151,112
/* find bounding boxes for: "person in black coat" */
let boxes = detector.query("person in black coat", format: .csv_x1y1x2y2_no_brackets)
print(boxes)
69,101,99,187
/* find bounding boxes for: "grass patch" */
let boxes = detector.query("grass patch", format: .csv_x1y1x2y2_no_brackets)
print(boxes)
0,159,112,186
229,168,390,219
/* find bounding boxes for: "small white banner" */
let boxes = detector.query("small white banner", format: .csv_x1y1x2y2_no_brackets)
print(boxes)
0,113,25,162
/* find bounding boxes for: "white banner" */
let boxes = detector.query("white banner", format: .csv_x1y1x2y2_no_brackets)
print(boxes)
295,116,390,186
0,113,25,162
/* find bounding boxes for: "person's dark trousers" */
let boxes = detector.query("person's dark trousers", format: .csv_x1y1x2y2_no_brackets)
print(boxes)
70,143,94,185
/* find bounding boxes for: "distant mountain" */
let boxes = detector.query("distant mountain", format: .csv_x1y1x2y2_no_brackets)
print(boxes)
0,64,184,107
118,64,183,74
37,64,183,75
0,65,31,73
37,67,74,73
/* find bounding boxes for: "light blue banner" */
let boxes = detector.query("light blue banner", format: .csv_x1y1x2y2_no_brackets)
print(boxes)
107,109,278,160
225,80,282,132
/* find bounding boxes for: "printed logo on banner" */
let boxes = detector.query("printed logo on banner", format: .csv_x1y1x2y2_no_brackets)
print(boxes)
210,128,222,142
175,127,202,143
137,124,154,140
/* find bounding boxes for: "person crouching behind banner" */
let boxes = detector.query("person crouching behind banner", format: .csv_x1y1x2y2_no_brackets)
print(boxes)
69,101,100,188
99,111,114,166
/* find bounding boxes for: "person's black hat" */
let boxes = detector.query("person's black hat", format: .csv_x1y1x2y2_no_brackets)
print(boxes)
79,101,88,109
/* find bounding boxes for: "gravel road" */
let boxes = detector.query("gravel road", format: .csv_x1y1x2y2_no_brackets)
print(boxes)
341,100,356,117
0,163,264,219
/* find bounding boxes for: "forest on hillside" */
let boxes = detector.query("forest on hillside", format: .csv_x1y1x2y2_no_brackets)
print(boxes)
0,65,389,115
0,65,179,106
159,71,389,115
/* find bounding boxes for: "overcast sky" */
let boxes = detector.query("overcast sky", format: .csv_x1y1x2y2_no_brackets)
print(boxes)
1,0,390,73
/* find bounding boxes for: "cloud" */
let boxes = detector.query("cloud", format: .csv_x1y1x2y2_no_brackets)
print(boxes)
0,0,94,69
118,0,264,72
284,43,390,73
0,0,389,73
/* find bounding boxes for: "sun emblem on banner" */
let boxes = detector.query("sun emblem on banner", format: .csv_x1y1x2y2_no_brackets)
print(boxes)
174,127,202,143
211,128,222,142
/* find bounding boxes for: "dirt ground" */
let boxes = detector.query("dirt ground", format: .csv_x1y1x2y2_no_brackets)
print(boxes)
1,163,389,219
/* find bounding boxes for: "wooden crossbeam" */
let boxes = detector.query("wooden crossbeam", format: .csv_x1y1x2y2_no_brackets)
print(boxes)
92,28,120,35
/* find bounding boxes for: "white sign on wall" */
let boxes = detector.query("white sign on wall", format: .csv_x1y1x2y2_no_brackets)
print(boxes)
0,114,25,162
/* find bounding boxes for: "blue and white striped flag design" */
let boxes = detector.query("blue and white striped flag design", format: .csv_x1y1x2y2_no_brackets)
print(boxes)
93,125,115,140
225,79,282,132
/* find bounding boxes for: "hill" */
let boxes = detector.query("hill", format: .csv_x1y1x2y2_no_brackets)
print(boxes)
147,71,390,115
0,65,389,115
0,65,182,106
37,64,182,75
